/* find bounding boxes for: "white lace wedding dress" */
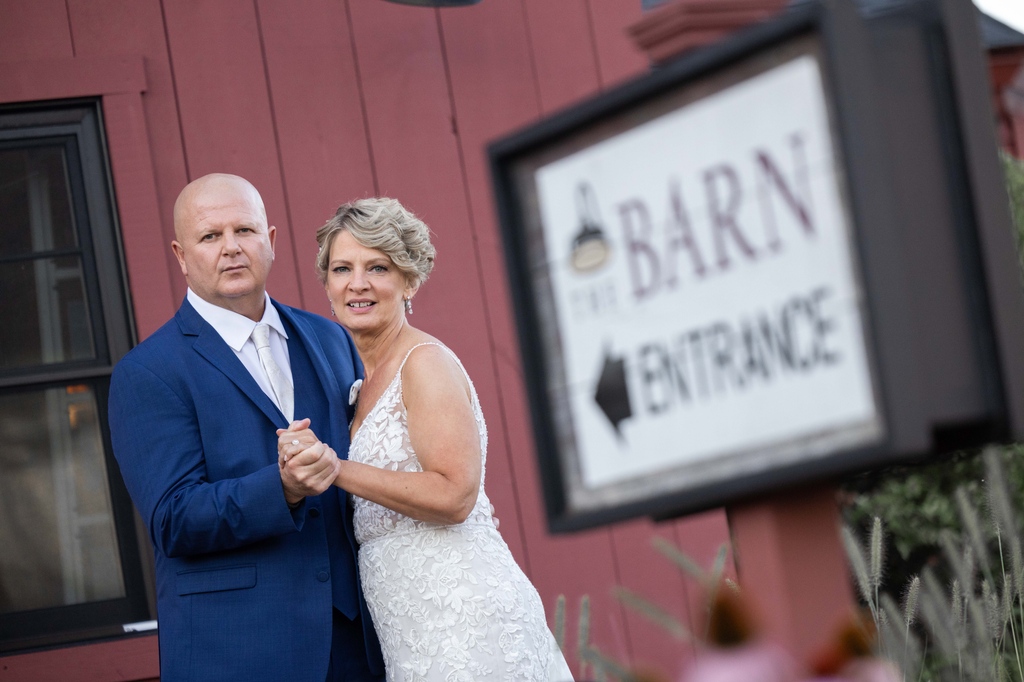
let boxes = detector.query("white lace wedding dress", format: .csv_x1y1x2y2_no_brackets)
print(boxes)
349,343,574,682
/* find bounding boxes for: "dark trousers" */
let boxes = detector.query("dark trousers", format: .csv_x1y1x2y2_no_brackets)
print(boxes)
327,609,385,682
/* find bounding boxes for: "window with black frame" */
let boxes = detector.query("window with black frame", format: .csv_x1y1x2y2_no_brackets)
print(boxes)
0,101,150,651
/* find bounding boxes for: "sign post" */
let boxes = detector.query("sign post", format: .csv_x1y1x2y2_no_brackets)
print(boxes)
727,485,854,661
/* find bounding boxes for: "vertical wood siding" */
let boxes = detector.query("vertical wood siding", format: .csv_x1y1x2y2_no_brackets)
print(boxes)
0,1,733,678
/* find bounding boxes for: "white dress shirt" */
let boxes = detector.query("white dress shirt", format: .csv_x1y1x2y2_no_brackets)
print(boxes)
186,289,294,414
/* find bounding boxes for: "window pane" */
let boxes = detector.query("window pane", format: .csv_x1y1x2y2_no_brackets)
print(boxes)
0,385,125,614
0,256,95,368
0,146,78,259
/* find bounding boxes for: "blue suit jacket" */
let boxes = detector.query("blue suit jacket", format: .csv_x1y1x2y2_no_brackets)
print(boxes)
109,298,383,681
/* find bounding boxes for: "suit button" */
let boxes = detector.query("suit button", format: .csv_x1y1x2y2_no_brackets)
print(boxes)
309,508,321,518
317,571,329,582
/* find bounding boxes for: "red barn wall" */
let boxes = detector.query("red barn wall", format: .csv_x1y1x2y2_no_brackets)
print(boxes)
0,1,733,680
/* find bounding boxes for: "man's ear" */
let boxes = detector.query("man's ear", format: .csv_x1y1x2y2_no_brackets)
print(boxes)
268,224,277,256
171,241,187,276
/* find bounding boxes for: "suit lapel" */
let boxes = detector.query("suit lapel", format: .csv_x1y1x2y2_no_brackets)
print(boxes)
176,300,286,427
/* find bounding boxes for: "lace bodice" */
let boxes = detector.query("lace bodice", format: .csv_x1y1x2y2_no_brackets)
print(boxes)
349,343,495,545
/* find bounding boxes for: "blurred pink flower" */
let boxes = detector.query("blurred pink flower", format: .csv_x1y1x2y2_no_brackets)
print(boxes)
679,642,800,682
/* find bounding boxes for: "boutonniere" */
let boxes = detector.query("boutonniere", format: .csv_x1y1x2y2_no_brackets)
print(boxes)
349,379,363,406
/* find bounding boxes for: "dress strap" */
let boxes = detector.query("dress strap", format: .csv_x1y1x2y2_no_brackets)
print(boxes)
396,342,473,391
396,342,444,376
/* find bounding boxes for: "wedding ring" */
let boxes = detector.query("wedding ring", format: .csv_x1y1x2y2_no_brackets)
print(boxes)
291,440,299,446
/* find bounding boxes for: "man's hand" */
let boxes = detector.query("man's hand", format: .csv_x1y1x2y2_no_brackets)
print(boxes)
277,419,338,506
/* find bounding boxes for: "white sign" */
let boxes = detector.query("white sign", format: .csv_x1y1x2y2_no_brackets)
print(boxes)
532,54,884,507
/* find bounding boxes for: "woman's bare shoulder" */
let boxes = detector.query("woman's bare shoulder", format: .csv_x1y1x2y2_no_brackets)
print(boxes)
400,337,470,402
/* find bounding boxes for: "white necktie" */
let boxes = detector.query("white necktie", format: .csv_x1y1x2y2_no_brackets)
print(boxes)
251,323,293,421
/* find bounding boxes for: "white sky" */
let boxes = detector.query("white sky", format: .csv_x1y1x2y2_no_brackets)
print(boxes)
975,0,1024,33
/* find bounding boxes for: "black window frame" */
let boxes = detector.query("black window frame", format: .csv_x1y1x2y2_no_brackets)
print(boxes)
0,99,151,653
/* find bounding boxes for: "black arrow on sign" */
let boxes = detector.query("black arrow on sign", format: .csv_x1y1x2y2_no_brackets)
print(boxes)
595,347,632,437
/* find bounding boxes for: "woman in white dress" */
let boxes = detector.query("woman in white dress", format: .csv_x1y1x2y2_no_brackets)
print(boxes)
279,198,573,682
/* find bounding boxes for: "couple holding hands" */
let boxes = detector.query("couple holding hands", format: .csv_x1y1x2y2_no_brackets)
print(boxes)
109,174,572,681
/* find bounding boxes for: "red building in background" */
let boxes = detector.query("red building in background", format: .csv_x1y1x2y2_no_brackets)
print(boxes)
987,13,1024,156
0,1,1020,680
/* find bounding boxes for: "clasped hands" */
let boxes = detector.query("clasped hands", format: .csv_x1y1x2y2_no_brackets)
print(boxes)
276,418,339,507
277,418,501,529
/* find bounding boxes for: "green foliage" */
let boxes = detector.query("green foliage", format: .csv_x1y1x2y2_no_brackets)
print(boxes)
843,447,1024,590
1003,152,1024,270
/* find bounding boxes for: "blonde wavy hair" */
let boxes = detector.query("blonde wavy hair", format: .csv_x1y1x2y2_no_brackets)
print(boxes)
315,197,436,287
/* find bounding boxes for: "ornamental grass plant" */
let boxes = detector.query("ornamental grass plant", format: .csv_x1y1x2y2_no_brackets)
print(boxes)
842,446,1024,681
552,542,731,682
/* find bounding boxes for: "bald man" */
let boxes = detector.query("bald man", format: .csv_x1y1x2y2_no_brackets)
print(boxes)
109,174,384,681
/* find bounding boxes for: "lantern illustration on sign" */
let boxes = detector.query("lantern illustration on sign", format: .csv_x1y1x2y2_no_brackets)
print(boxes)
569,182,612,273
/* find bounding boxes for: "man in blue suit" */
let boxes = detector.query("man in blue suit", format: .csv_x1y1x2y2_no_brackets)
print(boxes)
109,173,384,681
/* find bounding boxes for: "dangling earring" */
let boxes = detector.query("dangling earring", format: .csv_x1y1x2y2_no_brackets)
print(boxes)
404,297,413,315
330,303,335,316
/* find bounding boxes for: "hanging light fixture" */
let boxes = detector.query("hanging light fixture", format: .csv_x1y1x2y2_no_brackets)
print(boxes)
384,0,480,5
